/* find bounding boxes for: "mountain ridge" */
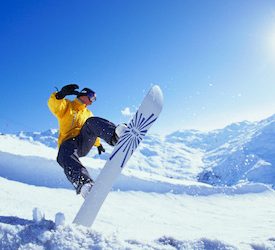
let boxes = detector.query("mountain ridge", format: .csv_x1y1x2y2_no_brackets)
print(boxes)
1,114,274,188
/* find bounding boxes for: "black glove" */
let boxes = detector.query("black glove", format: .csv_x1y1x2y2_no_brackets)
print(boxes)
97,144,106,155
55,84,79,100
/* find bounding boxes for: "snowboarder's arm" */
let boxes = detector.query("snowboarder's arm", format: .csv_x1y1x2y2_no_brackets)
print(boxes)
48,92,69,118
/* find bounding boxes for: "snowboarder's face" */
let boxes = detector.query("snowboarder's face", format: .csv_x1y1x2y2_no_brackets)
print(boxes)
79,95,93,106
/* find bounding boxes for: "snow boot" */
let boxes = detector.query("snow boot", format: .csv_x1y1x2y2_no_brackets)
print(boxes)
110,123,127,146
75,178,94,198
80,182,94,199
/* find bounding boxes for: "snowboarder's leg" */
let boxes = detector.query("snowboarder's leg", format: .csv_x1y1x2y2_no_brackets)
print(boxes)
57,139,94,194
76,117,118,157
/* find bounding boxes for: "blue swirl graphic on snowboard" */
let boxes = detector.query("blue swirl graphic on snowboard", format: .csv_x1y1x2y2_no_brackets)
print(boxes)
110,111,157,168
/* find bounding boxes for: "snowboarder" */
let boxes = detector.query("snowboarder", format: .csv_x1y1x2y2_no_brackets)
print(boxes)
48,84,126,198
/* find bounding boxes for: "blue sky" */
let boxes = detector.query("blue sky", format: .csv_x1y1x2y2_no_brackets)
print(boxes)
0,0,275,135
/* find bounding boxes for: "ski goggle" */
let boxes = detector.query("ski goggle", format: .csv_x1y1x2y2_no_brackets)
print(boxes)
87,92,96,102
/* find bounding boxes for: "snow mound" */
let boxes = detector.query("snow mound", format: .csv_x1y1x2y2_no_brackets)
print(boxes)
157,236,237,250
0,215,239,250
0,217,116,250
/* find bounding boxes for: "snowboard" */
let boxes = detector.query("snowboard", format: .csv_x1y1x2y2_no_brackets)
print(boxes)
73,85,163,227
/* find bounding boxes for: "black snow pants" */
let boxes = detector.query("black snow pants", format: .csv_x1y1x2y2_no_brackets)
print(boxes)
56,117,116,193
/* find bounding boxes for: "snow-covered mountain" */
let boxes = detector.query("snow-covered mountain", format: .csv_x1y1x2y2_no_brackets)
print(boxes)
16,128,58,148
14,114,275,188
198,114,275,187
166,120,254,151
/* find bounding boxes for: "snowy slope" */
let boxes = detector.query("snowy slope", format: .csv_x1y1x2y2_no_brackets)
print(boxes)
15,129,205,181
1,114,275,249
14,114,275,188
2,133,270,196
0,177,275,250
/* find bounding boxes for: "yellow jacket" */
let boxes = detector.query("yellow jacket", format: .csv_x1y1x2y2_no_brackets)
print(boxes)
48,92,100,147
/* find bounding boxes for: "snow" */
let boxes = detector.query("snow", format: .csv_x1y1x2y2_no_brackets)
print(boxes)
1,177,275,249
0,114,274,249
32,208,45,223
55,213,65,226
